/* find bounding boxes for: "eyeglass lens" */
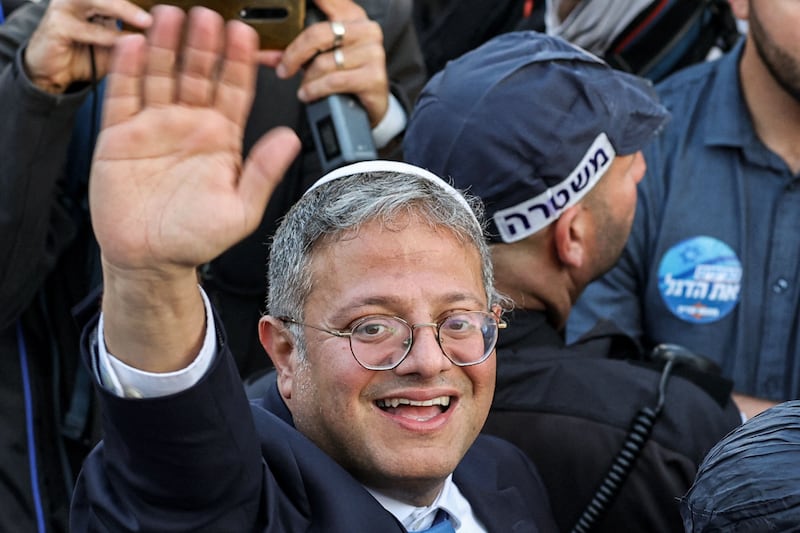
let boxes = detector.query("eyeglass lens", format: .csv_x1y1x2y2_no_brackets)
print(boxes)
349,312,498,370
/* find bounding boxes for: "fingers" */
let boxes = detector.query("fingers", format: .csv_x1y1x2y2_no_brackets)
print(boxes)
50,14,125,49
143,5,184,106
52,0,152,29
25,0,151,90
256,50,284,68
239,127,302,232
215,20,260,127
178,7,225,106
143,6,229,107
103,33,148,129
278,17,381,78
76,0,152,29
300,44,387,92
294,20,388,125
301,39,386,89
111,6,259,120
47,0,152,45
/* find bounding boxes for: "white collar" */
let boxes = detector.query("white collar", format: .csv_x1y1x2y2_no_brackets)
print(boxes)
366,474,465,531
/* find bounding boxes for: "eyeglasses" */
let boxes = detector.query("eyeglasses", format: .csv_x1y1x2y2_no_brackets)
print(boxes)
279,311,506,371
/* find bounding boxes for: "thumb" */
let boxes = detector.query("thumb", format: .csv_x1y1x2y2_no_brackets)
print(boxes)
238,126,302,232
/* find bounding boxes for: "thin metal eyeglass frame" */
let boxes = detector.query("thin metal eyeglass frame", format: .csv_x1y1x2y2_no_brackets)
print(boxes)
278,312,506,371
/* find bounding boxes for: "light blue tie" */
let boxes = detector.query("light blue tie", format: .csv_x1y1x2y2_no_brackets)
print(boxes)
413,509,456,533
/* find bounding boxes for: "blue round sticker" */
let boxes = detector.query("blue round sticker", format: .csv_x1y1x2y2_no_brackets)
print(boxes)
658,236,742,324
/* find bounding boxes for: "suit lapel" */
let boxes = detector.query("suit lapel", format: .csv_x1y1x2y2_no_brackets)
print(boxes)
454,445,537,532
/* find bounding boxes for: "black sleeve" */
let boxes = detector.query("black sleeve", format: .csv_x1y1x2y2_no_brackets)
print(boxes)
0,38,90,328
71,320,268,532
0,0,47,67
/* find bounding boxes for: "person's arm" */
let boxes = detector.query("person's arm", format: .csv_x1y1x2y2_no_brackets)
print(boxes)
72,6,299,529
0,47,86,327
0,1,71,327
0,0,46,67
92,5,298,372
95,286,218,397
0,0,151,328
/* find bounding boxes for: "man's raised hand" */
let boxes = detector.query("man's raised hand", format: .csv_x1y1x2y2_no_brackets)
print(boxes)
90,6,299,369
91,5,300,283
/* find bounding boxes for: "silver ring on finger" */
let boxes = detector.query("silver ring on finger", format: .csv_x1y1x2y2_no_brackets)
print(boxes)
333,47,345,70
331,20,346,49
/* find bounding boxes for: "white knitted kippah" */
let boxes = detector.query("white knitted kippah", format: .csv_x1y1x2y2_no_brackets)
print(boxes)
304,160,480,228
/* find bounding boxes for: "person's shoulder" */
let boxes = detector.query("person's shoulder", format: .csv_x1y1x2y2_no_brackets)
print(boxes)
0,0,47,41
460,435,559,532
495,343,737,425
654,51,728,106
641,51,737,161
463,435,550,496
465,434,539,473
471,432,526,454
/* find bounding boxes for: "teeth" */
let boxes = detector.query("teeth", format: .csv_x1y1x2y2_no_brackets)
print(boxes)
377,396,451,408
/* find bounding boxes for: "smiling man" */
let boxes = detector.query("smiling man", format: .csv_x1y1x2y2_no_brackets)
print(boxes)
69,6,556,532
261,186,496,506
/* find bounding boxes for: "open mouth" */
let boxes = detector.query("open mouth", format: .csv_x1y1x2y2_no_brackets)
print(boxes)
375,396,452,421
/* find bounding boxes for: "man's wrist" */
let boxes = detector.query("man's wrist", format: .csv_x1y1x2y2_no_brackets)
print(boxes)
97,286,218,398
371,93,407,149
101,265,207,372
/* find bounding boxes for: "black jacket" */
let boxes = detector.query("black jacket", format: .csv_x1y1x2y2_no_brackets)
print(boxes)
482,309,742,533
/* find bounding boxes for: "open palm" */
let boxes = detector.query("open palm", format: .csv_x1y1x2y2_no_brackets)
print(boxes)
91,6,299,279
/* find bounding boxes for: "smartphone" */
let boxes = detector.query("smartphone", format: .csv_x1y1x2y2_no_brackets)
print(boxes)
126,0,305,49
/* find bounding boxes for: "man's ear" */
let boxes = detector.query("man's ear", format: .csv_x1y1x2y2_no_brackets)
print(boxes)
258,316,297,400
552,204,587,268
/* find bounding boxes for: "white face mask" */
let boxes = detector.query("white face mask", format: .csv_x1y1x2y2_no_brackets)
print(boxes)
545,0,654,56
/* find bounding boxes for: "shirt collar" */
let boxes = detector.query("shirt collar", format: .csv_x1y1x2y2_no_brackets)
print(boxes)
703,39,755,149
366,474,464,531
700,38,790,170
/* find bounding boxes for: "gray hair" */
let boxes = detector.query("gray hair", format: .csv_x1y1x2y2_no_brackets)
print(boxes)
266,171,500,352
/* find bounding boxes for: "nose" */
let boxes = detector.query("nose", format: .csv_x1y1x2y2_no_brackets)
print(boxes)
394,323,452,376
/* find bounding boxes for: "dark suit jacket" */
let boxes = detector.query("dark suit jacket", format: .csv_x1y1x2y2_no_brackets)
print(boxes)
71,314,557,532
